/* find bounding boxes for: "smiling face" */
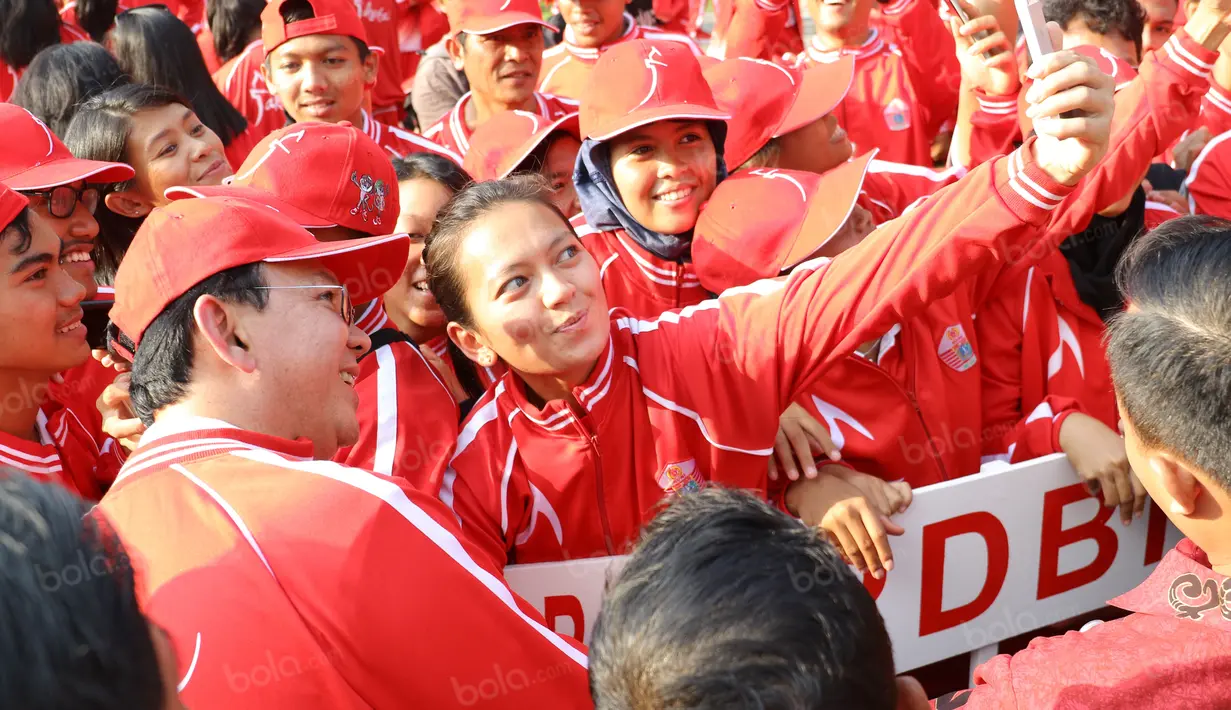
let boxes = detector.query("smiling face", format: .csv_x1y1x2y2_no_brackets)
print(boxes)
450,25,544,111
262,34,378,125
556,0,628,47
0,210,89,377
126,104,232,205
608,120,718,236
448,199,608,390
22,181,103,299
540,133,582,218
387,176,453,341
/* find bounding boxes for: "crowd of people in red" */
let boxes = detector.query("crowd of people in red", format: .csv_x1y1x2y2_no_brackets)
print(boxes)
0,0,1228,706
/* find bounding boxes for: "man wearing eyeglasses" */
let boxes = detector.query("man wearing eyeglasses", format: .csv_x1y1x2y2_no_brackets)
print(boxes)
96,195,590,708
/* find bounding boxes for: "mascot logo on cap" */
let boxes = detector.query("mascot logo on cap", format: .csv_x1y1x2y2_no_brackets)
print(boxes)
883,97,911,132
656,459,703,496
937,324,977,372
350,172,388,226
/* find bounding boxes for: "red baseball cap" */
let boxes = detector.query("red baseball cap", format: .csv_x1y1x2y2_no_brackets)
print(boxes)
0,184,30,227
580,40,730,142
704,56,855,168
164,122,399,235
693,153,876,294
1071,45,1138,91
261,0,369,58
463,111,580,181
111,196,409,352
0,105,134,190
447,0,555,35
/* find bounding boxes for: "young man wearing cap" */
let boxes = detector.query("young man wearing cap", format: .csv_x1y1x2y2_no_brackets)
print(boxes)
422,0,578,158
165,121,462,490
97,196,589,708
260,0,461,163
933,216,1231,708
797,0,959,166
0,185,124,501
538,0,701,100
463,110,583,217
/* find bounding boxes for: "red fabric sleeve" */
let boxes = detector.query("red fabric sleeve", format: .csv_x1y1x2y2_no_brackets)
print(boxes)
966,90,1023,168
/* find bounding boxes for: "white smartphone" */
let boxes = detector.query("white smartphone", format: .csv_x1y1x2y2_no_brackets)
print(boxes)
1015,0,1054,62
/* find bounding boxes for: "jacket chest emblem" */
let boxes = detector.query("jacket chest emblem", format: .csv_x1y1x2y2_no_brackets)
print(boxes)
937,324,977,372
883,97,912,132
656,459,703,495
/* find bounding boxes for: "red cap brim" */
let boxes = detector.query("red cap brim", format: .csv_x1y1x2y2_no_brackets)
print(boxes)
587,103,731,142
782,150,877,267
264,232,410,304
163,185,338,230
2,157,135,190
776,56,854,137
458,13,557,35
498,113,580,179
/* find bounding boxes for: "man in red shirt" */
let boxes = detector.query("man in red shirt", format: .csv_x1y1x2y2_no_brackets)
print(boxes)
166,121,461,491
0,185,124,501
423,0,577,157
97,196,589,708
259,0,460,162
539,0,701,100
940,215,1231,708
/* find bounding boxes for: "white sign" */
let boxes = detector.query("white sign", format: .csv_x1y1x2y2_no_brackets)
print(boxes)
505,454,1183,671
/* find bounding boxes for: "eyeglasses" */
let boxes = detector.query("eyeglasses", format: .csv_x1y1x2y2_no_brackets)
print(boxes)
25,184,101,219
252,284,355,326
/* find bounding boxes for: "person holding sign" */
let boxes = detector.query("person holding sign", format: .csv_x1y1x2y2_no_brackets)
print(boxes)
430,45,1114,572
942,215,1231,707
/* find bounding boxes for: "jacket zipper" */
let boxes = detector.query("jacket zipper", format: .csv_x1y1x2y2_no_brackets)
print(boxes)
569,402,615,555
849,354,950,482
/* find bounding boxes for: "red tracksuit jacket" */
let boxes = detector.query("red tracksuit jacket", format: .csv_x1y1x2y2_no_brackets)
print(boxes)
939,538,1231,709
708,0,803,62
99,418,590,709
860,159,966,223
538,14,701,100
422,92,577,158
442,142,1076,569
795,28,956,166
352,0,404,123
0,394,124,501
214,40,287,150
358,109,462,163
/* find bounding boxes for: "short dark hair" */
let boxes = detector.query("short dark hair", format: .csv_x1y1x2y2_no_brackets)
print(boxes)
75,0,119,42
207,0,265,63
1044,0,1145,60
0,0,61,69
393,152,471,192
1,207,34,255
65,83,187,285
124,263,268,424
0,469,166,709
274,0,370,59
109,6,248,146
589,487,899,710
1107,215,1231,492
10,42,131,137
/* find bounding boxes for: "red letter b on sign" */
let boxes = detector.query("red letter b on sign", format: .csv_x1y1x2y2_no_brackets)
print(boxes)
1037,483,1118,600
919,512,1009,636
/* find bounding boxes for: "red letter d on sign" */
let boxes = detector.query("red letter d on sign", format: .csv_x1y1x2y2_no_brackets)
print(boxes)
919,512,1010,636
544,595,585,642
1038,483,1117,600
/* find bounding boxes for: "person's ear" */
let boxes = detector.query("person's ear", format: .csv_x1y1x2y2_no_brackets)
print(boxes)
103,190,153,219
1150,453,1202,517
446,34,466,71
895,676,931,710
362,48,380,88
193,294,258,374
447,321,497,368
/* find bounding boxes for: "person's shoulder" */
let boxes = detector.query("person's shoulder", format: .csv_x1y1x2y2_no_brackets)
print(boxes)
639,28,703,55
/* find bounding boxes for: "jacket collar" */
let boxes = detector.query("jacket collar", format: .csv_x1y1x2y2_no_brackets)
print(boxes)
808,29,884,63
1110,538,1231,630
562,13,640,61
503,335,621,434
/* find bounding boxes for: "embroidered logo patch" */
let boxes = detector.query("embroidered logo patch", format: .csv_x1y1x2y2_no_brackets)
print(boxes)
883,97,911,132
350,171,388,225
656,459,703,495
937,324,977,372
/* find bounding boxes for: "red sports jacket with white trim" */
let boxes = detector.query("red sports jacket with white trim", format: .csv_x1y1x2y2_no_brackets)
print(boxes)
98,417,589,709
442,141,1076,569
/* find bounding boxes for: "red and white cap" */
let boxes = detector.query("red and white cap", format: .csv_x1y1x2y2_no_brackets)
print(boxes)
0,183,30,227
164,122,399,235
693,153,876,294
0,105,134,190
463,111,580,181
261,0,369,58
704,56,855,169
1070,45,1138,91
448,0,555,35
580,40,730,142
111,196,409,352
